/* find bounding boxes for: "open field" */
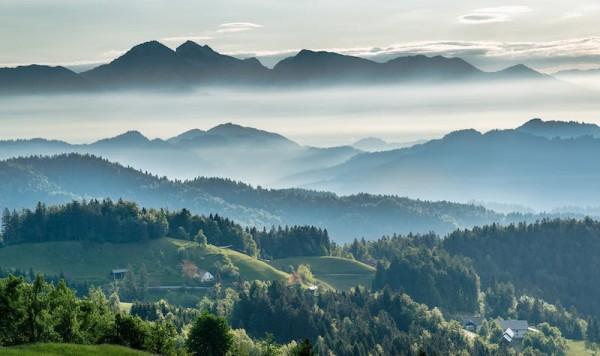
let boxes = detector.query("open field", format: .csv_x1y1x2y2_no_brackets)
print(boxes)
0,343,149,356
270,256,376,291
567,340,598,356
0,238,289,286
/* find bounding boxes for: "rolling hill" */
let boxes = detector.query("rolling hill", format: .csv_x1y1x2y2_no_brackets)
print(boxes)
269,256,375,291
0,238,288,286
0,153,531,241
289,123,600,209
0,123,360,185
516,118,600,139
0,65,89,93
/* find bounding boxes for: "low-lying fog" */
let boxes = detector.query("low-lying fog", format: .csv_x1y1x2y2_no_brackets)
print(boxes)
1,81,598,146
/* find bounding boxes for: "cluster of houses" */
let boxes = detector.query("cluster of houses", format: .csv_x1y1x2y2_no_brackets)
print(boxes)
463,317,538,345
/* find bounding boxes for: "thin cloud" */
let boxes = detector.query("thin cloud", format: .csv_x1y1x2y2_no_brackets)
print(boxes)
458,6,532,24
228,37,600,71
217,22,264,33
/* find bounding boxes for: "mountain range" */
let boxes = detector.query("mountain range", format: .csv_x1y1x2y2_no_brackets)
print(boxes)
288,118,600,209
0,123,360,185
0,40,552,93
3,118,600,212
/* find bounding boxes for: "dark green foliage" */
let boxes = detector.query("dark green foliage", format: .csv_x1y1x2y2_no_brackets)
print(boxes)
0,275,177,353
130,300,200,331
0,268,90,297
344,233,439,265
522,323,567,356
290,339,314,356
484,282,516,318
372,244,480,313
0,275,114,346
146,319,178,356
443,218,600,316
166,209,257,256
587,317,600,344
515,296,586,340
231,280,480,355
249,225,331,259
186,312,233,356
111,314,149,350
1,200,168,245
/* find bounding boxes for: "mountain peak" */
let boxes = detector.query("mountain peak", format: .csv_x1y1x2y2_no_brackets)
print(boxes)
93,130,150,146
496,64,545,79
126,40,174,57
443,129,482,140
207,123,296,145
176,40,216,54
168,128,207,144
517,118,600,139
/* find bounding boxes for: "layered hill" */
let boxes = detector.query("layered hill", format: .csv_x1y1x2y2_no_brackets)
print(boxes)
0,123,360,185
290,121,600,209
0,65,89,93
0,153,531,241
0,40,554,93
516,118,600,139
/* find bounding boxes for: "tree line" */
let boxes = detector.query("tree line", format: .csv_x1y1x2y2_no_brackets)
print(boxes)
443,218,600,317
0,199,331,259
0,275,314,355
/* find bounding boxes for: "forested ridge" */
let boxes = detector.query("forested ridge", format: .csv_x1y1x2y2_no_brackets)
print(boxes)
0,199,330,259
0,153,556,241
443,218,600,317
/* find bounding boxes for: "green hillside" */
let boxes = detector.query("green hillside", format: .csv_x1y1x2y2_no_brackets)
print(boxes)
270,256,375,291
0,343,149,356
566,340,595,356
0,238,288,286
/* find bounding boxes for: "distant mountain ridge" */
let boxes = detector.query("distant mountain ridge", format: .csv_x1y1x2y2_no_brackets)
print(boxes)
288,120,600,209
0,123,360,185
352,137,426,152
517,118,600,138
0,153,551,242
0,64,89,93
0,40,552,93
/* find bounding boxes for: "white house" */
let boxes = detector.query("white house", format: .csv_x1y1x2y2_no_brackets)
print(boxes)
200,271,215,283
501,328,515,344
499,320,529,339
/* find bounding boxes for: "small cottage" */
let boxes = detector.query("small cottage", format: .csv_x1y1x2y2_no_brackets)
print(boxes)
499,319,529,339
200,271,215,283
111,268,128,280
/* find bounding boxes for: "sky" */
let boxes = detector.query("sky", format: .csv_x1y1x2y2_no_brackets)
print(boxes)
1,0,600,72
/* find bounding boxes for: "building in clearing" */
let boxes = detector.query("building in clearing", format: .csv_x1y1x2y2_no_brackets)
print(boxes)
200,271,215,283
499,320,529,339
111,268,128,280
462,316,485,332
501,328,515,344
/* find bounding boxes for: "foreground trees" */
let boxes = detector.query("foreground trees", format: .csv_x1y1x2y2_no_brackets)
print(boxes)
187,312,233,356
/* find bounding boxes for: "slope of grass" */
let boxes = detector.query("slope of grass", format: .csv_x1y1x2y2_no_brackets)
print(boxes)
0,343,149,355
270,256,375,291
567,340,596,356
0,238,289,286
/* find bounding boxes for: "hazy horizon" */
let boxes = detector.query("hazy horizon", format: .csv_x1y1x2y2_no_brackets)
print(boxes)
1,80,598,147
